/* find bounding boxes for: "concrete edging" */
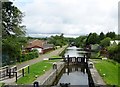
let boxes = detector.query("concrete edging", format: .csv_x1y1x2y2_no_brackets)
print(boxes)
42,62,65,85
88,61,106,86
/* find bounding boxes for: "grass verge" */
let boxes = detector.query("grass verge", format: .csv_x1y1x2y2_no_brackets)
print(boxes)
17,61,52,84
94,59,119,86
17,56,63,84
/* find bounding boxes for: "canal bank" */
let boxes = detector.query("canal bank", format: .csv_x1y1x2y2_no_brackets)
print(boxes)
35,62,65,85
88,60,106,86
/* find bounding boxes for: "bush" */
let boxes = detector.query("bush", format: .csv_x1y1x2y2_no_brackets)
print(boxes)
107,44,120,63
100,37,111,47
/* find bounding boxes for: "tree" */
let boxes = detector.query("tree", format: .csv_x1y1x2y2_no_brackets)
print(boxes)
107,43,120,62
2,2,26,65
100,37,111,47
86,33,100,45
99,32,105,40
48,33,67,47
2,2,26,38
106,32,115,39
75,36,87,47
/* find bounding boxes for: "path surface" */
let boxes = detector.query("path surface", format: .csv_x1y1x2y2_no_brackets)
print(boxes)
1,45,67,85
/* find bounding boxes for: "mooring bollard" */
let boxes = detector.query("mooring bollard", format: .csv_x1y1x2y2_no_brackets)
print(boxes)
53,62,57,69
33,81,39,87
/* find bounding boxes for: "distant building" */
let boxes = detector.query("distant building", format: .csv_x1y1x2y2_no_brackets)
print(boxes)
25,39,54,54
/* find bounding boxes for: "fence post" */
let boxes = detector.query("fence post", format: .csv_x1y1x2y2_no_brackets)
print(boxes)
84,55,85,63
9,69,11,78
6,66,9,76
15,72,17,82
67,55,69,65
28,66,30,74
22,69,24,77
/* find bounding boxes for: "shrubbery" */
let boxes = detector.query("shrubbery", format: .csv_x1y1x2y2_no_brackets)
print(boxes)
20,51,39,62
107,43,120,63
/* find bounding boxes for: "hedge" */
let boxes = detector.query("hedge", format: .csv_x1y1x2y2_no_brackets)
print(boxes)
20,51,39,62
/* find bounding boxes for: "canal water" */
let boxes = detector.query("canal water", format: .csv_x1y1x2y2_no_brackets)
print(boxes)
56,46,89,86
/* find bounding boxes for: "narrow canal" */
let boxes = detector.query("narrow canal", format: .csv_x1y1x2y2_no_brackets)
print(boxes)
55,46,89,86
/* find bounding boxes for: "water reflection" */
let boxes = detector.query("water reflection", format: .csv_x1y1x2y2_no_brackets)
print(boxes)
57,65,88,85
65,46,84,57
57,46,89,86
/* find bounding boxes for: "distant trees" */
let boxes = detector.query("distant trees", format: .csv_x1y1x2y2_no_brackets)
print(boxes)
48,33,67,47
86,33,99,45
100,37,111,47
75,36,86,47
74,31,119,62
106,32,115,39
99,32,105,40
74,31,117,49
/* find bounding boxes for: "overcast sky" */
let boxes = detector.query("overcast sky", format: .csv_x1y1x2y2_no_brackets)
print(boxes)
11,0,119,38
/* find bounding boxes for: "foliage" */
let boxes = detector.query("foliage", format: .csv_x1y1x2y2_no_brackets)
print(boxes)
99,32,105,40
19,51,39,62
2,2,25,38
48,33,68,47
107,43,120,63
2,37,22,65
2,1,26,66
106,32,115,39
100,37,111,47
86,33,100,45
94,60,119,86
115,34,120,40
75,36,87,47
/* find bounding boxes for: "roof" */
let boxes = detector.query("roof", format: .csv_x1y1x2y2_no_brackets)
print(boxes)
43,44,54,49
26,39,45,48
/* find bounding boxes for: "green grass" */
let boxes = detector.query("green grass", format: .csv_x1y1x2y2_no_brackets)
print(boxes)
17,61,52,84
17,56,62,84
94,59,119,86
0,83,4,87
0,83,2,87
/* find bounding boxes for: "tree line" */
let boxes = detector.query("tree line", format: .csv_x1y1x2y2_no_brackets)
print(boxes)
74,32,120,63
